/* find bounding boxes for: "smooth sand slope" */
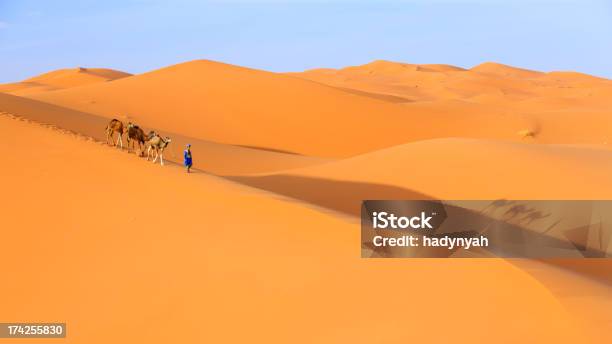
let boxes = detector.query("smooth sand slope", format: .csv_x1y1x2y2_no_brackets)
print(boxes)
290,60,612,103
0,92,328,175
234,138,612,212
290,60,612,145
19,59,612,156
27,60,426,157
229,135,612,293
0,67,131,96
24,60,558,157
0,113,604,343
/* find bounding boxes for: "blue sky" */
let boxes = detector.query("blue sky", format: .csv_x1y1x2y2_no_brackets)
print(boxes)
1,0,611,82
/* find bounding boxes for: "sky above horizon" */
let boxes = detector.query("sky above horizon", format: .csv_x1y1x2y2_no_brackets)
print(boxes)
1,0,611,82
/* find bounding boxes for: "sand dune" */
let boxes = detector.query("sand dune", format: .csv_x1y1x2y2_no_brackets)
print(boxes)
233,138,612,207
470,62,543,78
4,59,612,197
0,92,329,175
228,139,612,245
0,113,602,343
289,60,612,146
8,59,608,159
290,60,612,106
0,67,131,96
289,60,462,102
18,59,569,158
2,58,612,342
228,137,612,317
27,60,439,157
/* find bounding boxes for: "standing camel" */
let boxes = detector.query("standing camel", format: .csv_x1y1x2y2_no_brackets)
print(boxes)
126,122,149,154
146,133,172,166
105,119,125,149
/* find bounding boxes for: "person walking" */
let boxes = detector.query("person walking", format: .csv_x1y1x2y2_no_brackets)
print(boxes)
184,144,193,173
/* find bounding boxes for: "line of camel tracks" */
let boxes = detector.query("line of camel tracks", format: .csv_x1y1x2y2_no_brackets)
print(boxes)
105,118,172,166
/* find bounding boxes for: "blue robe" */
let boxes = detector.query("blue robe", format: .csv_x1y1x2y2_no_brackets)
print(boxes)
184,150,193,166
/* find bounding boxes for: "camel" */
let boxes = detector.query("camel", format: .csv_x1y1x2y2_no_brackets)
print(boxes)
105,119,125,148
126,122,149,154
146,133,172,166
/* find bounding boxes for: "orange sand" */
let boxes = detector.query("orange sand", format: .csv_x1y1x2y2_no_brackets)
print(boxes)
238,138,612,205
1,59,612,343
0,68,131,96
0,92,328,175
19,60,612,158
0,113,602,344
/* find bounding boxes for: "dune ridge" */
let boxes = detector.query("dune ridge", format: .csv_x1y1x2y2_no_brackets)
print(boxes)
232,138,612,207
2,58,612,342
18,60,526,157
470,62,543,78
11,59,610,159
0,92,329,175
0,67,131,96
0,112,602,343
289,60,612,105
26,60,431,157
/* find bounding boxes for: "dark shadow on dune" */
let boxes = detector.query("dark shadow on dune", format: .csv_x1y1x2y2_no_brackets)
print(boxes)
225,177,612,286
226,174,433,217
335,87,413,103
283,73,412,103
233,144,303,156
516,259,612,287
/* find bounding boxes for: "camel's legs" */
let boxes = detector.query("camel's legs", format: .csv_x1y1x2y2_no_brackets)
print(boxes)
146,146,152,160
116,133,123,149
152,149,158,163
160,152,164,166
108,130,115,146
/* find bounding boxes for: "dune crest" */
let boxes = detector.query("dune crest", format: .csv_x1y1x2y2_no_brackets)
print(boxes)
0,67,131,96
0,59,602,160
244,138,612,202
470,62,543,78
289,60,612,106
27,59,518,157
0,92,329,175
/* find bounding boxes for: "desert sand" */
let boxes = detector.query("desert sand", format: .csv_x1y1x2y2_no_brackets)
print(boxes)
232,138,612,210
0,92,328,175
0,67,131,96
1,59,612,343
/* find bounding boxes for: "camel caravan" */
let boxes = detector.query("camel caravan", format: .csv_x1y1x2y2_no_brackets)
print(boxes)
105,118,172,165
